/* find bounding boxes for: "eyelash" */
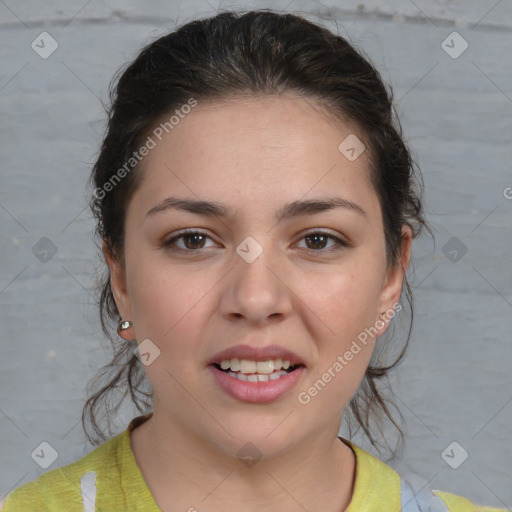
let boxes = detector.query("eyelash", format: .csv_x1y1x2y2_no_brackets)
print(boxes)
163,229,348,254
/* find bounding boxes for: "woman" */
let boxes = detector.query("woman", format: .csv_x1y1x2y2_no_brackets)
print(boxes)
2,9,507,512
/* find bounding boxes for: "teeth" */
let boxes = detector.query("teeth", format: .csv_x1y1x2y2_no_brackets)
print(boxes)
256,360,274,374
239,360,257,374
226,370,288,382
218,358,293,373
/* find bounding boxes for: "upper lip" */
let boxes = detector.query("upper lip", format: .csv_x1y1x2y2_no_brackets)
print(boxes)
207,344,305,367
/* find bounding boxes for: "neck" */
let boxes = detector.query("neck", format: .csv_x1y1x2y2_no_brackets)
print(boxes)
130,409,356,512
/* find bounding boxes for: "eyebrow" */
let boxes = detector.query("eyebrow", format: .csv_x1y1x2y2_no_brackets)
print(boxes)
145,196,367,222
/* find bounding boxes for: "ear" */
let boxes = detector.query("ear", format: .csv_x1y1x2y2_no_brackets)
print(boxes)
376,226,413,329
102,240,134,329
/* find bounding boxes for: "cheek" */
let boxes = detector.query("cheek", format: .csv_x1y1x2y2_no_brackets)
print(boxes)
125,258,213,398
125,251,209,351
294,258,382,404
304,349,373,420
298,277,377,416
300,262,383,340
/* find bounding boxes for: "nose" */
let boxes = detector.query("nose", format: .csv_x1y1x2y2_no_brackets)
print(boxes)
219,244,293,326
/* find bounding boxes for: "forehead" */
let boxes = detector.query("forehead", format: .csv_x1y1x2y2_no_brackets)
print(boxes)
129,94,380,223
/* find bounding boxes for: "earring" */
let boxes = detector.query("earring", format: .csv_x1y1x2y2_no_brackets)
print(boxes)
117,319,133,340
378,312,388,323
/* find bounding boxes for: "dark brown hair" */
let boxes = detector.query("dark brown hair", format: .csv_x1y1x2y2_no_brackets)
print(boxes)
83,9,429,457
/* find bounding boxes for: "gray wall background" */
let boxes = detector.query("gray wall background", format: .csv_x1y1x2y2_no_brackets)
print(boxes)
1,0,511,508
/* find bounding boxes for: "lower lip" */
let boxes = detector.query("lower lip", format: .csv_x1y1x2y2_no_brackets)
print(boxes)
208,365,306,403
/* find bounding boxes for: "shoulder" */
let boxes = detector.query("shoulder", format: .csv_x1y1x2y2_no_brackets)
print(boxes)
433,490,510,512
343,439,509,512
401,475,509,512
1,430,126,511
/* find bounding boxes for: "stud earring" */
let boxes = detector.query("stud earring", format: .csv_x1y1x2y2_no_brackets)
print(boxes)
117,319,133,340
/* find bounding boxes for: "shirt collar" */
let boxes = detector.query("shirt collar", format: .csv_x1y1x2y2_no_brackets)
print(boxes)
122,413,401,511
340,437,401,511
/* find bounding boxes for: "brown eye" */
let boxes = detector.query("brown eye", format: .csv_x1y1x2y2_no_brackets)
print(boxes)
164,230,216,252
297,231,347,252
181,233,206,249
304,233,329,250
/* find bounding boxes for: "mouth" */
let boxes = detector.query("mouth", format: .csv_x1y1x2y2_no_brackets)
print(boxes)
212,358,304,382
207,344,306,402
208,349,306,403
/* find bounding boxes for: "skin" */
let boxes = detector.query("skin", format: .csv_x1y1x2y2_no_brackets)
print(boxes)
105,93,412,512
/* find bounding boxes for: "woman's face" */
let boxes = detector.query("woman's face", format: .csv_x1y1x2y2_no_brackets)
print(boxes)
107,94,410,458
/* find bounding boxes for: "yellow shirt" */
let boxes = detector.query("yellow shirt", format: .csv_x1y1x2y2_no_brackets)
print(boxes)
1,413,507,511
